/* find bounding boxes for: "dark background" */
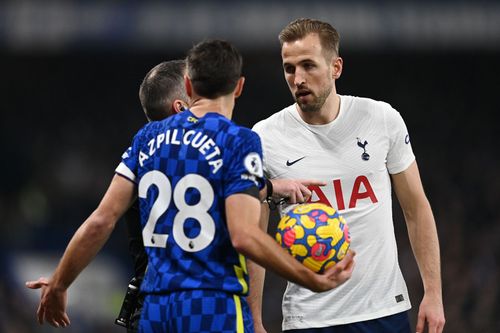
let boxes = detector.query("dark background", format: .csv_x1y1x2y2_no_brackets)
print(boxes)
1,1,499,332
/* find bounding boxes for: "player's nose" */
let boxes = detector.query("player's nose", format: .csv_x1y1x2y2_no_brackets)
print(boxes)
294,70,306,87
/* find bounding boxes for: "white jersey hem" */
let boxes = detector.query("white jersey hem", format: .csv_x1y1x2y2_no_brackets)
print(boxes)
282,303,411,330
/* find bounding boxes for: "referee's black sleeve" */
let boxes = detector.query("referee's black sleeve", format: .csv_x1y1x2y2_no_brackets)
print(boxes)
124,200,148,278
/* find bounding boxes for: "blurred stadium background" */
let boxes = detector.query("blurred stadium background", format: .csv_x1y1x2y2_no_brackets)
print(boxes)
1,0,499,332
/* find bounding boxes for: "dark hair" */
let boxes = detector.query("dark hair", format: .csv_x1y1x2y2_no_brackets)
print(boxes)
279,18,340,59
186,39,242,99
139,60,187,121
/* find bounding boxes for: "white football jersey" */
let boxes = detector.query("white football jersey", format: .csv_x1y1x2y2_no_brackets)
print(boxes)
253,95,415,329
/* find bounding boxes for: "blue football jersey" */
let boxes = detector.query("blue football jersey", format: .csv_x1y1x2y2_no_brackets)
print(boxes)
116,110,265,296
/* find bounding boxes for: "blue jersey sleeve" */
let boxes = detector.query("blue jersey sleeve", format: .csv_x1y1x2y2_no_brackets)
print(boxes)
223,130,265,198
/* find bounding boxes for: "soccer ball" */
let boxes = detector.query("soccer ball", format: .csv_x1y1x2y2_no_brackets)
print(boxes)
275,203,350,273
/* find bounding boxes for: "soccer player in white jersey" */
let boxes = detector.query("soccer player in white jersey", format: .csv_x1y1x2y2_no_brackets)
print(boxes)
250,18,445,333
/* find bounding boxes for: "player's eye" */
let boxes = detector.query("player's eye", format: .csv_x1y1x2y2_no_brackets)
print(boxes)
303,63,315,70
284,65,295,74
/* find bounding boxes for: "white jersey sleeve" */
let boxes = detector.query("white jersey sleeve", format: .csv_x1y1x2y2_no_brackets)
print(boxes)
385,106,415,174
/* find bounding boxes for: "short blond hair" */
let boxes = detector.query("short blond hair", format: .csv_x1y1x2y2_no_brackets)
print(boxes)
279,18,340,59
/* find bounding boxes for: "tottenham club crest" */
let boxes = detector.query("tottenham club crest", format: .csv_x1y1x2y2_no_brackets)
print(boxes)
244,152,264,178
357,137,370,161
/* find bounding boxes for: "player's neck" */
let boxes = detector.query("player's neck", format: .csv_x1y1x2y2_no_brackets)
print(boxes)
189,96,234,120
297,92,340,125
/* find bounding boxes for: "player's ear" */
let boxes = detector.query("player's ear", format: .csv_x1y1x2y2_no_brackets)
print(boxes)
234,76,245,99
172,99,188,114
184,75,193,98
332,56,343,80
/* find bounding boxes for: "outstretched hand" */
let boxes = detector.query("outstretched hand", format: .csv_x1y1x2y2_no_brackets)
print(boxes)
271,179,326,203
26,277,70,328
26,276,49,290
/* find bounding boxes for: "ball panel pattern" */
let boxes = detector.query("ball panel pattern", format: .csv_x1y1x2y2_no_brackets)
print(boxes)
276,203,350,273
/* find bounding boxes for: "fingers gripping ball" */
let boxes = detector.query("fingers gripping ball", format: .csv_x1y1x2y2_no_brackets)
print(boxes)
275,203,351,273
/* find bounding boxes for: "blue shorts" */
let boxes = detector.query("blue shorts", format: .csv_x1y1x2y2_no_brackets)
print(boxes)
138,290,254,333
284,311,411,333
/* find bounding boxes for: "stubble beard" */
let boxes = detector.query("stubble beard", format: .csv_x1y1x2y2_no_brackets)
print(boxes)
296,85,332,113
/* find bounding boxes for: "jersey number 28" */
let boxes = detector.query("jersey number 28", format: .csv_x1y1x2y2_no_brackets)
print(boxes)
138,170,215,252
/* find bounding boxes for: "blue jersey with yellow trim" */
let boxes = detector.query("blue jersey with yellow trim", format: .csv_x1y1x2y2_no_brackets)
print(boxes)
116,110,265,296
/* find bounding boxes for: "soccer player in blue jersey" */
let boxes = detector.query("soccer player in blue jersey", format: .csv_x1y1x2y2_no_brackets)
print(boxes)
27,40,355,332
27,58,328,332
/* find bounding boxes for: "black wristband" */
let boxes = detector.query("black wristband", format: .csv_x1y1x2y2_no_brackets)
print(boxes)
265,178,273,199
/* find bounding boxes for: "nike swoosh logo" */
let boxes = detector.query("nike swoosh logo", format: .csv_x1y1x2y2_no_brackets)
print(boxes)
286,156,306,166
